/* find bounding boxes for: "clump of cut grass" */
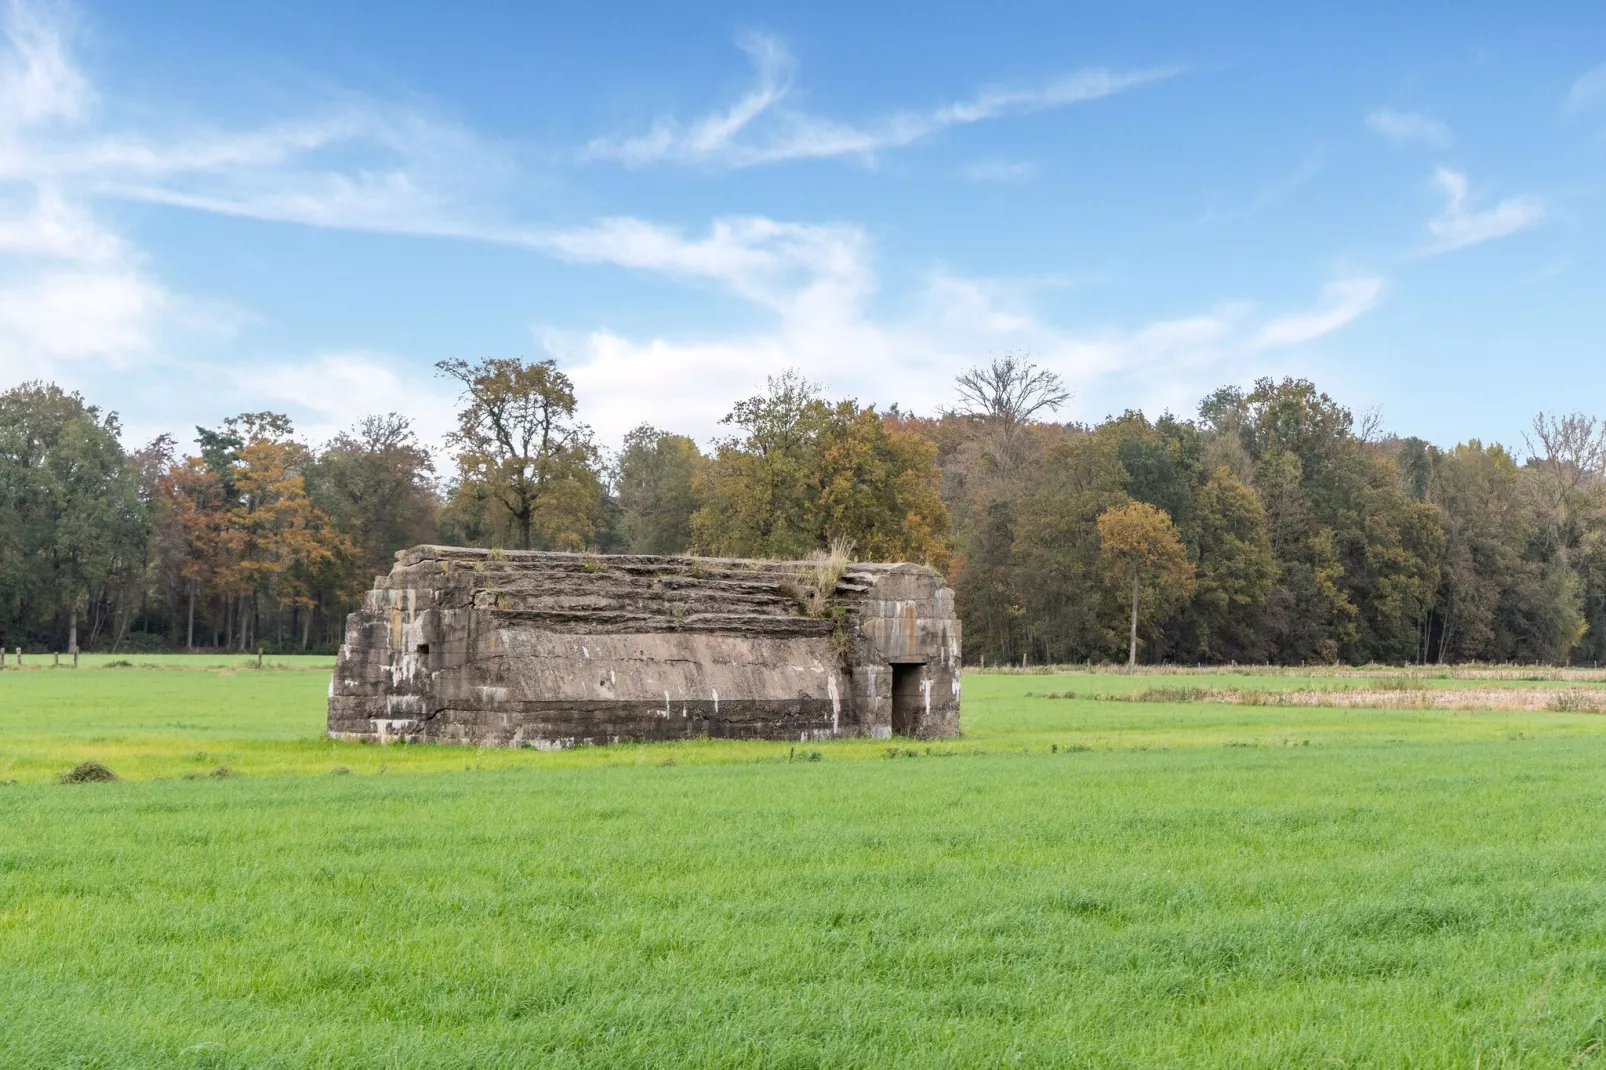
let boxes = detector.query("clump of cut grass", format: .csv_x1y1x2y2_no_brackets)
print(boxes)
104,659,134,668
329,766,351,776
58,760,117,784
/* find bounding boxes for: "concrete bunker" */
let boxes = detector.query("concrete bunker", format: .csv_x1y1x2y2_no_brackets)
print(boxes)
327,546,961,746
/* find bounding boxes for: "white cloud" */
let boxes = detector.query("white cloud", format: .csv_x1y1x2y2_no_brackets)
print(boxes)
0,0,89,128
0,184,121,260
0,0,1384,453
0,268,165,382
537,214,1380,444
0,0,508,404
533,215,873,313
585,33,1178,169
1366,108,1452,148
1425,167,1544,253
0,2,176,385
0,0,513,243
1565,63,1606,115
229,352,459,448
1250,276,1383,350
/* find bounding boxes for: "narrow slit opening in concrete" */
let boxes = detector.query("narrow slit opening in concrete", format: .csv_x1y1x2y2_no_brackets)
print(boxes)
891,663,921,737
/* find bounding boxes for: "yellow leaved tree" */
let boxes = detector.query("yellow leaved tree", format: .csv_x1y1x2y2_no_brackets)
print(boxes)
1096,501,1196,670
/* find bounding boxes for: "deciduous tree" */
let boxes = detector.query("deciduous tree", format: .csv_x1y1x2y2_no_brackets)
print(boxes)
1096,502,1195,670
437,358,601,551
1186,466,1277,662
615,425,707,554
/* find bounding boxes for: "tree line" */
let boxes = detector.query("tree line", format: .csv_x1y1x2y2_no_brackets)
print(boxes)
2,356,1603,665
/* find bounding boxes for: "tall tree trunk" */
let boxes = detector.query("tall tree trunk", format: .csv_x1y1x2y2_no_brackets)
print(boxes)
68,598,78,655
88,586,106,647
1437,588,1454,664
88,600,105,647
186,586,195,652
302,605,313,651
1128,568,1141,672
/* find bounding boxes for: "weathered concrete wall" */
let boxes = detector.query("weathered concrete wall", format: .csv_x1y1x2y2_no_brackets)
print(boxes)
328,546,961,747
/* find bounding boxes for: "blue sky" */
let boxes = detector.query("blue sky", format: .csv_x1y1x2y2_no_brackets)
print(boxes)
0,0,1601,455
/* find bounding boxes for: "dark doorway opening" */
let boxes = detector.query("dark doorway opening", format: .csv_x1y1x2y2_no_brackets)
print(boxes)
891,663,923,737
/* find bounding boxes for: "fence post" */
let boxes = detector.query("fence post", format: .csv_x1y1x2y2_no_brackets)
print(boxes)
54,652,59,667
257,648,263,669
72,649,79,669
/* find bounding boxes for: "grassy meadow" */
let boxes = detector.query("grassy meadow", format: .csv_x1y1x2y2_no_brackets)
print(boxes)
5,660,1606,1065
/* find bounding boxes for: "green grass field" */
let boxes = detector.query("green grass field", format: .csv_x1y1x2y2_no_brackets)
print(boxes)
6,662,1606,1066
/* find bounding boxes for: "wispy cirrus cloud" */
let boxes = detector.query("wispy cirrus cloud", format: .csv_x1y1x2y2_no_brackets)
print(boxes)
0,0,514,243
1250,276,1383,350
0,0,87,129
0,0,167,382
1193,150,1324,228
1565,63,1606,116
1366,107,1452,148
1424,168,1544,254
0,0,1382,449
0,0,496,424
584,32,1179,170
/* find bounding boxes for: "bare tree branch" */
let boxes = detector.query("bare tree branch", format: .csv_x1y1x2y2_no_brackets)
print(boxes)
946,353,1070,427
1356,406,1385,444
1523,411,1606,562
